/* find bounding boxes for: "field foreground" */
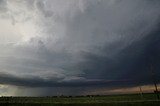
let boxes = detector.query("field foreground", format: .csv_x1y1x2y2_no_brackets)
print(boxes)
0,93,160,106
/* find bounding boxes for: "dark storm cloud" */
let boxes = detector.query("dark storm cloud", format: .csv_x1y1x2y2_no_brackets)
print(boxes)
78,24,160,85
0,0,160,96
0,72,132,88
63,0,160,87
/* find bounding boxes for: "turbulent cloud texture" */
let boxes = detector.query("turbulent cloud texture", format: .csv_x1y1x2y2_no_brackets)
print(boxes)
0,0,160,96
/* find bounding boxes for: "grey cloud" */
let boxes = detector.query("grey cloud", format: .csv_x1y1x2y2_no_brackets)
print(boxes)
0,0,160,96
78,26,160,84
36,0,53,17
0,0,7,12
0,72,132,88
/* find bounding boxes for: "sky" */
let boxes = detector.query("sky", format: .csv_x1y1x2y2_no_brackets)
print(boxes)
0,0,160,96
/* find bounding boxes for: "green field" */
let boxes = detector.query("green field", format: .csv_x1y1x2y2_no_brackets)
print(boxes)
0,93,160,106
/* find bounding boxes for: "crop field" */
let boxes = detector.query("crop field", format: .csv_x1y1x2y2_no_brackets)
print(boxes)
0,93,159,106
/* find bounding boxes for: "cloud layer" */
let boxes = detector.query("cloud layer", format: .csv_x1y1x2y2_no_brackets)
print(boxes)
0,0,160,96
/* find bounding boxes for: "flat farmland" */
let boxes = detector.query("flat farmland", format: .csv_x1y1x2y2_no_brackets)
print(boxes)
0,93,159,106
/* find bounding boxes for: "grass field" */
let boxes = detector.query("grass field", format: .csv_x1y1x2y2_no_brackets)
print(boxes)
0,93,160,106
